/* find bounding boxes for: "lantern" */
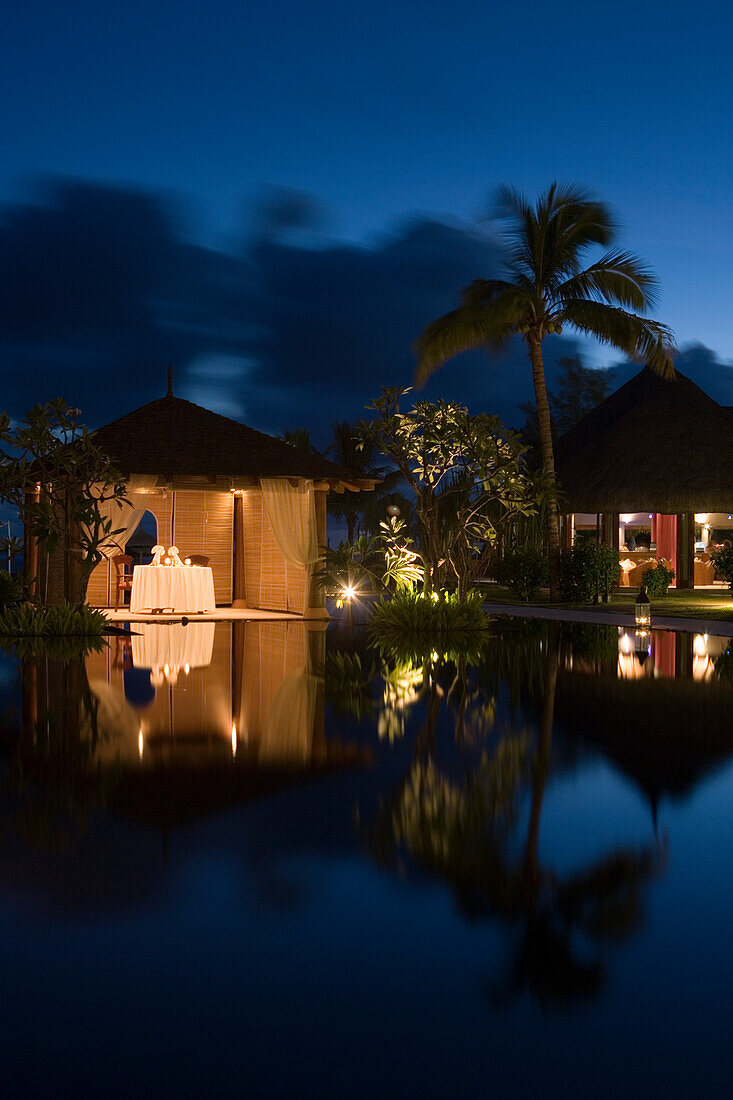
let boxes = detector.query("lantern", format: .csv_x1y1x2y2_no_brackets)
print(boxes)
635,586,651,628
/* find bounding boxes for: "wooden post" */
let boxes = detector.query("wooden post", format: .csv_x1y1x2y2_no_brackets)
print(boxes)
676,512,695,589
600,512,620,550
23,485,40,600
231,494,249,608
304,487,329,620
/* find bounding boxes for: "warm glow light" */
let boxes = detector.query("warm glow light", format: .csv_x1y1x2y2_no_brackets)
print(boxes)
231,721,237,757
694,633,708,657
343,584,357,601
619,631,633,654
695,513,707,523
184,557,191,566
138,726,144,760
184,663,190,675
620,514,633,523
164,663,170,677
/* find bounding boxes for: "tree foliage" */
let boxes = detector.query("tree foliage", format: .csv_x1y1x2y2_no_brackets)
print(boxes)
0,399,129,607
360,387,537,595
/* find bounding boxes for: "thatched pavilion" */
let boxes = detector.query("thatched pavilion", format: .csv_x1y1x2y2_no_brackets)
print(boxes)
37,377,374,615
555,367,733,588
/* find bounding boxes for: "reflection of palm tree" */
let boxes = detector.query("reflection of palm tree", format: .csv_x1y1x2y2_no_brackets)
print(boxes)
370,622,662,1007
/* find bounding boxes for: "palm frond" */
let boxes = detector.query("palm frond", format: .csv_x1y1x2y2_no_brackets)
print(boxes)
414,293,525,385
561,299,675,379
556,249,658,310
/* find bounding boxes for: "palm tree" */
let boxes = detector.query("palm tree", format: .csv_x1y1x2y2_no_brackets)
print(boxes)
415,183,675,599
327,420,400,544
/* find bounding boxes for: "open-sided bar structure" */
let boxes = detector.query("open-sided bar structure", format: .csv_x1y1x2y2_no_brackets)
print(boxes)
40,384,374,615
555,368,733,588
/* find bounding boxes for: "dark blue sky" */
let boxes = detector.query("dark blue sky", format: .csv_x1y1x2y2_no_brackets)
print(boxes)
2,0,732,436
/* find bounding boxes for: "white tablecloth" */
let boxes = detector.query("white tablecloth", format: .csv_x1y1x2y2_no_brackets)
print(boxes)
130,565,216,613
130,622,215,670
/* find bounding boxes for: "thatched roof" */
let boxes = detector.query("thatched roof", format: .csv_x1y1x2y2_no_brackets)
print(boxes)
92,393,371,487
555,368,733,513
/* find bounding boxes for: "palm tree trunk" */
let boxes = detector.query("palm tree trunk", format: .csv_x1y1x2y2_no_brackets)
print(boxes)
528,333,560,600
524,621,559,892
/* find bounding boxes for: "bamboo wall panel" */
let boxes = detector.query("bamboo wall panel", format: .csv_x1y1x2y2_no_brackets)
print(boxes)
172,490,233,604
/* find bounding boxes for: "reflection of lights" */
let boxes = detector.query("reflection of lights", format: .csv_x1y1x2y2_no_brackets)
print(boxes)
231,721,237,757
138,726,144,759
164,663,170,677
618,631,633,654
694,633,708,657
184,663,190,675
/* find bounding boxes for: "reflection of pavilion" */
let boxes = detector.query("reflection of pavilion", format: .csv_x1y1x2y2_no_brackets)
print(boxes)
84,622,335,771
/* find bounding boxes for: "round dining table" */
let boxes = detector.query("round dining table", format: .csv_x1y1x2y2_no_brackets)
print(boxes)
129,564,216,614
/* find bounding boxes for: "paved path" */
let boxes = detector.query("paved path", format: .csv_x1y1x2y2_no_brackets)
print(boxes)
483,602,733,637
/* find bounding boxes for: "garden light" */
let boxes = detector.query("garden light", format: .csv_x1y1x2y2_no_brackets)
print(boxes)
635,586,651,628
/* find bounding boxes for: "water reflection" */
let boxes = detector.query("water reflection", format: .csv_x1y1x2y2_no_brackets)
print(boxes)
365,624,662,1006
2,616,733,1035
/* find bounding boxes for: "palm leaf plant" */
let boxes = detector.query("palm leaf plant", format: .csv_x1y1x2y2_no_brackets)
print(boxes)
415,182,675,598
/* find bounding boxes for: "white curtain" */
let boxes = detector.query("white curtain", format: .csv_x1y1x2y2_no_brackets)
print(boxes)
259,669,318,763
260,478,319,572
98,474,160,558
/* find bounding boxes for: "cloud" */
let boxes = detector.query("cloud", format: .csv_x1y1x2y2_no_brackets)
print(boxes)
2,178,733,445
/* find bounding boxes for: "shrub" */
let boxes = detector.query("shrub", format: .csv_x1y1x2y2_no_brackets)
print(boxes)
0,603,107,637
559,541,620,603
641,562,675,596
368,589,489,661
494,549,548,602
711,547,733,589
0,569,23,610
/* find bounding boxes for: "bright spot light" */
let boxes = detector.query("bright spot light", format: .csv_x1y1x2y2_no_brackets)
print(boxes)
343,585,356,600
138,726,144,760
231,721,237,757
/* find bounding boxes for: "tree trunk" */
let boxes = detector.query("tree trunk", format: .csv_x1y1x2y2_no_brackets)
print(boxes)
524,621,559,893
528,333,560,600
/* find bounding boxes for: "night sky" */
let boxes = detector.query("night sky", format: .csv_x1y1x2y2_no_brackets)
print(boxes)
2,0,732,440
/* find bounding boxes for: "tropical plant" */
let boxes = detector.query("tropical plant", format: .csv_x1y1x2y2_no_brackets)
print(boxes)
559,541,619,603
317,516,423,601
711,547,733,589
641,561,675,596
0,603,107,637
0,568,23,610
495,548,549,601
415,182,675,599
361,388,537,596
368,589,489,662
0,399,129,607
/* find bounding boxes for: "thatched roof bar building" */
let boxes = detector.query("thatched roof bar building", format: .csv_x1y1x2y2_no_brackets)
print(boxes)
555,368,733,589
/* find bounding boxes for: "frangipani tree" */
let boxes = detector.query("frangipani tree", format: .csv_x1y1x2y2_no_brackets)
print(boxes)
416,183,675,598
361,387,537,595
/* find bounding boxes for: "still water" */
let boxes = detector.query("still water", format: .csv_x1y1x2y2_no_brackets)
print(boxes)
1,617,732,1096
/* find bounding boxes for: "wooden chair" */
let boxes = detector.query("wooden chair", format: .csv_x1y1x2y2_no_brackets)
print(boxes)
112,553,134,611
186,554,209,567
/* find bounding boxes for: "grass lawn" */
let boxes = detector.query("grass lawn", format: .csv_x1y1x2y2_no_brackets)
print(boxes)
479,584,733,622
